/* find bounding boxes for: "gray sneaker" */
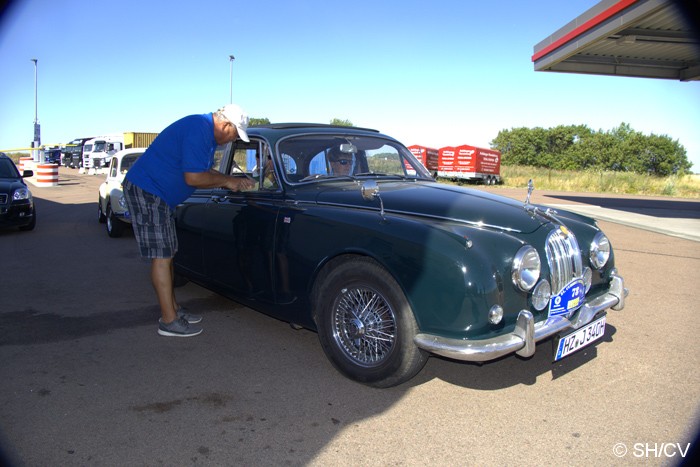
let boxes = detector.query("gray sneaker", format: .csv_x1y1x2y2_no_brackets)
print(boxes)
158,317,203,337
177,307,202,324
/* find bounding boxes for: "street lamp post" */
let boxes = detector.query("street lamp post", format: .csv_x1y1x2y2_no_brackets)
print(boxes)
229,54,235,103
30,58,41,161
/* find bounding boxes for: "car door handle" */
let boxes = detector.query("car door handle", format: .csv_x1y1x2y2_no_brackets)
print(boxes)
210,194,243,204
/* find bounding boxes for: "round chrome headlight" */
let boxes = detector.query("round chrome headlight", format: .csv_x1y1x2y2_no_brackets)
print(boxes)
531,280,551,311
512,245,541,292
590,232,611,269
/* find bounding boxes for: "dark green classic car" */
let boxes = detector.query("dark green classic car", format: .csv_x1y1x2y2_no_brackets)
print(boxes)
174,124,628,387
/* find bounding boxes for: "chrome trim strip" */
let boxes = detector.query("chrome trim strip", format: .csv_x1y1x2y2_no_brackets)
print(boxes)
313,200,523,233
414,273,627,362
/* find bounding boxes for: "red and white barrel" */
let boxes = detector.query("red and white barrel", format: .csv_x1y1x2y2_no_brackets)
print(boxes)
34,163,59,187
18,156,33,172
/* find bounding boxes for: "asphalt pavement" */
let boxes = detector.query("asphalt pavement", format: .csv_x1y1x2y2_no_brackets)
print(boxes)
478,186,700,243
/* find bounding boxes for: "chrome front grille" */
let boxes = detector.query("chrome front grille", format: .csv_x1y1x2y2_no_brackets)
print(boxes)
545,227,583,294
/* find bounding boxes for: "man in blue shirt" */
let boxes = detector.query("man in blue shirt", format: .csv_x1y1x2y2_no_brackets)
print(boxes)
124,103,255,337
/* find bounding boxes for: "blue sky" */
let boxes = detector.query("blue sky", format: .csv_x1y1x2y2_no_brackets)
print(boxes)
1,0,699,170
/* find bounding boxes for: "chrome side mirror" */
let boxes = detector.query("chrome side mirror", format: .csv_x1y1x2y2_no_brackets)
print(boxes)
361,180,385,220
361,180,379,201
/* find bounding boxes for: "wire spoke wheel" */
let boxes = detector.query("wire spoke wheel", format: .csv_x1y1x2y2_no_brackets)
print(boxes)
315,256,428,387
332,286,396,367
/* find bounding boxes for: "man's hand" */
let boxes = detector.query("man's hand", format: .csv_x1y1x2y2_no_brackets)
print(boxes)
185,170,256,191
224,176,256,191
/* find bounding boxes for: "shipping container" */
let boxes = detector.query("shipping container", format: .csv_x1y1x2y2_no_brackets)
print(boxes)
124,132,159,149
438,145,501,184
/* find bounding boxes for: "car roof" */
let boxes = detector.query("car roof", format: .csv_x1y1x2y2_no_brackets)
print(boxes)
110,148,147,158
247,123,385,141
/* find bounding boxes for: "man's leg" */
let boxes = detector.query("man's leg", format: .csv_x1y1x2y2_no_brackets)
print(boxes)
152,257,177,324
170,261,180,312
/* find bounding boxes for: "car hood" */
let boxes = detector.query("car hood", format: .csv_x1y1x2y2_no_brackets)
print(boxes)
314,181,549,234
0,179,26,194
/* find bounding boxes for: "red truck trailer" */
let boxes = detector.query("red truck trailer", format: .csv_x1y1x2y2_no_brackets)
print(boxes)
437,144,501,185
407,145,439,177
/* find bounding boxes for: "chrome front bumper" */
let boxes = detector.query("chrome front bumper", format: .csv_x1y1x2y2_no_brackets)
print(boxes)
414,273,628,362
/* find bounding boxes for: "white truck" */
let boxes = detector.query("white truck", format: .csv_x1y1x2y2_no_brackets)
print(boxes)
82,135,124,173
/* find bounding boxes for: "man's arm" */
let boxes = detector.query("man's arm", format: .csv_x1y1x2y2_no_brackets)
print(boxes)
184,169,255,191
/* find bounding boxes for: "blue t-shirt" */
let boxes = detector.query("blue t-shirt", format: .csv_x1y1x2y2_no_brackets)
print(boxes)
126,113,217,208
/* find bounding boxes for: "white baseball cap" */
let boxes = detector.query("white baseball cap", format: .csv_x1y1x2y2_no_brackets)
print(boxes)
220,103,250,142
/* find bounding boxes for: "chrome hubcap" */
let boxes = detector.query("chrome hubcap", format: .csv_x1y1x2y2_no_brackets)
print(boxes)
332,286,396,367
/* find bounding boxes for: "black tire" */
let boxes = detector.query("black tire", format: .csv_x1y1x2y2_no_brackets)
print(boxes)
313,256,428,388
106,204,125,238
98,197,106,223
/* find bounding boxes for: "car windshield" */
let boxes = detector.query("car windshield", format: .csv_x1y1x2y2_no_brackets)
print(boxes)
0,158,19,178
277,134,432,184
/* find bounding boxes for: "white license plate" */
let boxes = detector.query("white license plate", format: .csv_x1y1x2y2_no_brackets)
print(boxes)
554,314,606,361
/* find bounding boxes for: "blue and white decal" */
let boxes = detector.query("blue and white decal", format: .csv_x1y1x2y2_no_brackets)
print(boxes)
549,279,585,317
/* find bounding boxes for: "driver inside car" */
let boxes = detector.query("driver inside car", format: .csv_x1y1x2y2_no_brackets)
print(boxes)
327,147,355,176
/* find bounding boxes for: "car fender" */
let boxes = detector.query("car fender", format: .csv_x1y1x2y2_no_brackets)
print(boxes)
294,202,529,340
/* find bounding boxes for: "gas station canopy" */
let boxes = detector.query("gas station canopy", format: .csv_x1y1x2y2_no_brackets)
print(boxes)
533,0,700,81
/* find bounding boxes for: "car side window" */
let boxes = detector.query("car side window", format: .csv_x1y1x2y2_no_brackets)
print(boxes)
309,151,329,176
365,145,406,176
281,153,297,178
0,158,18,178
228,140,278,191
212,143,230,172
109,158,118,178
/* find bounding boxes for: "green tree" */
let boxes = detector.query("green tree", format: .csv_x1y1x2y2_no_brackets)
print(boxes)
491,123,690,176
249,117,270,126
330,118,353,127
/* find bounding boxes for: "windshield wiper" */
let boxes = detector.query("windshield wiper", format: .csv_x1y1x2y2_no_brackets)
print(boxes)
354,172,406,179
298,174,356,182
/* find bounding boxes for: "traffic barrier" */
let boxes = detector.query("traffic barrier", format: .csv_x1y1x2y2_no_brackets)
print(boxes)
18,156,33,172
34,163,59,187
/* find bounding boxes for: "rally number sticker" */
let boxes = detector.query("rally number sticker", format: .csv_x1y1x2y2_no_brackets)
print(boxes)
549,279,585,317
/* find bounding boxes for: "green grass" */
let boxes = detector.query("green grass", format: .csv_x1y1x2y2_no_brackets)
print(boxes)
465,165,700,199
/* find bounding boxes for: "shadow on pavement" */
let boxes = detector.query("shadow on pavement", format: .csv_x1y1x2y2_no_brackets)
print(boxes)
547,195,700,219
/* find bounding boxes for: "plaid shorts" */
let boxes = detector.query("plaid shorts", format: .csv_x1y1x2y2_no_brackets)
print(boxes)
123,180,178,259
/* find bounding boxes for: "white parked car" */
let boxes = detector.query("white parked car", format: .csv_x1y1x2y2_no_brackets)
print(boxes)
97,148,144,237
